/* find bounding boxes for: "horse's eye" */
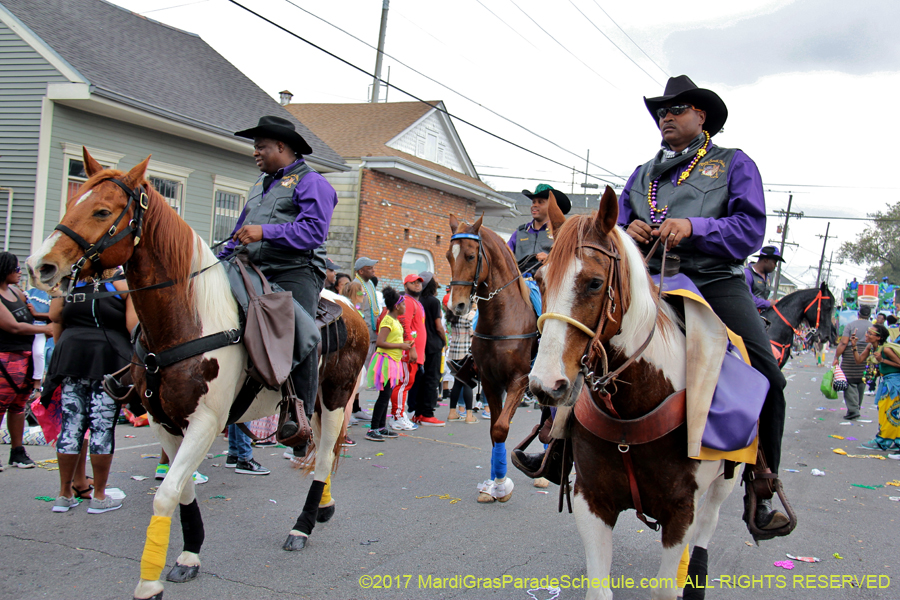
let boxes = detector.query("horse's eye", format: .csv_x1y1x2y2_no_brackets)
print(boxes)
466,254,476,262
588,277,603,291
94,209,112,219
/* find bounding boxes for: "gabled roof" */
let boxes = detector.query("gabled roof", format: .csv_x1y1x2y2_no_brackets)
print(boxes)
0,0,344,167
285,101,494,194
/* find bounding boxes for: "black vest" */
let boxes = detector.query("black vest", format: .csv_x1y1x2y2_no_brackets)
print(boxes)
746,265,771,300
242,161,327,274
514,222,553,274
627,145,740,282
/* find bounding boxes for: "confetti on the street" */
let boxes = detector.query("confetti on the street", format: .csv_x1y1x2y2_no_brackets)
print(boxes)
536,490,549,494
124,435,136,438
885,480,900,487
833,553,843,560
269,499,277,504
34,496,55,502
784,469,800,473
829,435,844,439
833,448,847,455
375,453,384,456
373,465,388,469
141,454,160,459
774,560,795,570
851,484,882,490
811,469,825,476
415,493,462,504
210,495,227,499
131,475,149,481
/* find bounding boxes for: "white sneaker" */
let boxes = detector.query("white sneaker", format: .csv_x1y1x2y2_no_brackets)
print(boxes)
390,416,405,431
352,409,372,421
401,416,416,430
349,416,359,426
888,453,900,460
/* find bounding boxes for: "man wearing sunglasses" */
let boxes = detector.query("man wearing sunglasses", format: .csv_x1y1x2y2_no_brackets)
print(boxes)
616,76,790,538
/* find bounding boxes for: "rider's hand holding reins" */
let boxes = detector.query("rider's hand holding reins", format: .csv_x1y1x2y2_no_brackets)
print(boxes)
654,218,693,249
233,225,263,245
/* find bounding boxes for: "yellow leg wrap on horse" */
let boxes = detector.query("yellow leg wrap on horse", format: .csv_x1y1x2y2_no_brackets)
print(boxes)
676,544,689,589
319,474,333,506
140,515,172,581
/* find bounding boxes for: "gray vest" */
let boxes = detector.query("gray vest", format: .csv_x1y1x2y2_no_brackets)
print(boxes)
747,265,771,300
242,160,327,275
627,145,740,282
514,222,554,273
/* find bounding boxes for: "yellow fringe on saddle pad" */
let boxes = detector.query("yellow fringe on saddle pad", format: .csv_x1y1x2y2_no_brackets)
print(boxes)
140,515,172,581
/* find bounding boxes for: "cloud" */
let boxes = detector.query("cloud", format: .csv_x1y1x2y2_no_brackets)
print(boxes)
663,0,900,85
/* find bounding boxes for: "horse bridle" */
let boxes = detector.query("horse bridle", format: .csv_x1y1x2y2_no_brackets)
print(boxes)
771,290,828,337
537,236,668,393
449,231,538,341
54,177,149,288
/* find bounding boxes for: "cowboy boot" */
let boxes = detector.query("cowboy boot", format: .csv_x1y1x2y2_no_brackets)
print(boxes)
755,498,790,530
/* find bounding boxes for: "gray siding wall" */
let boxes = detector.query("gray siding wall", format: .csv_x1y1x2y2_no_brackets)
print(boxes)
0,20,66,256
46,105,260,242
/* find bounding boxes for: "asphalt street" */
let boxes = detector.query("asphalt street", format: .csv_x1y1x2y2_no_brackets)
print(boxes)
2,352,898,600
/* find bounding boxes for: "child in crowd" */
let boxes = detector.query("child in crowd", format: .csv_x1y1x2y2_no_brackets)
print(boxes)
366,287,411,442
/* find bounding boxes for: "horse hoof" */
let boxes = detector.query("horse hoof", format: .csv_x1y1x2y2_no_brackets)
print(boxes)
477,492,496,503
133,593,163,600
497,492,513,503
316,503,336,523
166,562,199,583
282,533,308,551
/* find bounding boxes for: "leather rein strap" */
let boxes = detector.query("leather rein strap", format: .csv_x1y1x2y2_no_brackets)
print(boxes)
771,290,825,337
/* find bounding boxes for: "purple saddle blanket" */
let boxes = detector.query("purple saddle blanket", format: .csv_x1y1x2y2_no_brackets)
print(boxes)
653,273,769,452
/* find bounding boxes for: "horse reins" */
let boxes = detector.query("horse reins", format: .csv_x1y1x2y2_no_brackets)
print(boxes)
771,290,826,337
537,234,670,530
449,232,539,341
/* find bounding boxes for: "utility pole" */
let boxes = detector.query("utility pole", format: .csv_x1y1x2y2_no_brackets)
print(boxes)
370,0,390,103
815,222,837,287
771,194,803,298
583,150,590,189
571,166,576,195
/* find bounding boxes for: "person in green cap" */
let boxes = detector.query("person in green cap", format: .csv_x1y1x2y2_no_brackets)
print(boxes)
507,184,571,275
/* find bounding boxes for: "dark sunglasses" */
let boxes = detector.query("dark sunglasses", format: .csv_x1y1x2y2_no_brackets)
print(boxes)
655,104,698,120
14,266,20,273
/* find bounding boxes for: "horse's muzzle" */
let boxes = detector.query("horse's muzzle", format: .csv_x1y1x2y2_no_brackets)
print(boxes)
529,374,570,407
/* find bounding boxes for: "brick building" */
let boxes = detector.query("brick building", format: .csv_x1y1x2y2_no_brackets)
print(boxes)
284,100,514,288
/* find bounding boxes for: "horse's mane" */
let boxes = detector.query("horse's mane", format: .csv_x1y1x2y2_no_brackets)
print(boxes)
141,184,198,303
460,221,531,305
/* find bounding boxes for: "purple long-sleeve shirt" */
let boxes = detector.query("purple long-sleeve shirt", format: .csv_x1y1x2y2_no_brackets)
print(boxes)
220,158,337,257
618,148,766,262
744,265,772,310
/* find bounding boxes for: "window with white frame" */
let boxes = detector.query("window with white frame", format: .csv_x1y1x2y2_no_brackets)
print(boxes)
146,160,193,216
210,175,252,244
401,248,434,281
60,143,125,210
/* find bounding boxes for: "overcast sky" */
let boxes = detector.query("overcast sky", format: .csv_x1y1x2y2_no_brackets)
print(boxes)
115,0,899,289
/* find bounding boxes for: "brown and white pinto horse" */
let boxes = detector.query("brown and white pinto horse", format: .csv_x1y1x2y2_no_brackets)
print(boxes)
447,214,538,502
529,187,737,600
27,150,368,600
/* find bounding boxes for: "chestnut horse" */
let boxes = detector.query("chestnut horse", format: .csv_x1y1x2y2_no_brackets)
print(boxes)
529,187,738,600
447,214,538,502
27,150,368,600
763,284,834,368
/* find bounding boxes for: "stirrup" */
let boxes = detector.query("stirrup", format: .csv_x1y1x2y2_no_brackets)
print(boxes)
743,476,797,543
511,424,566,486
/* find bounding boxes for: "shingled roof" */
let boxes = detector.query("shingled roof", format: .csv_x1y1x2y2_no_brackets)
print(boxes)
285,101,496,193
0,0,343,166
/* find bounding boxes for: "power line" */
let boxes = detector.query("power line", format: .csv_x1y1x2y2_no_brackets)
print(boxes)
480,173,574,185
276,0,625,181
507,0,617,89
227,0,622,186
765,182,900,190
143,0,209,13
473,0,539,50
567,0,662,85
589,0,669,79
766,213,900,222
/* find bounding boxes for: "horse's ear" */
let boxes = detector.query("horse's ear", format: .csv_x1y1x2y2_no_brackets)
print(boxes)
123,156,151,188
449,214,459,234
594,185,619,236
82,147,104,177
471,214,484,234
548,191,566,238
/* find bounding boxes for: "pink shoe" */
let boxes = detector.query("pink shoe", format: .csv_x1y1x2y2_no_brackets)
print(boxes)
418,416,445,427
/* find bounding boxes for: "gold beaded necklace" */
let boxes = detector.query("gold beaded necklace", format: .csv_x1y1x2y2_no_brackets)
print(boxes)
647,130,711,223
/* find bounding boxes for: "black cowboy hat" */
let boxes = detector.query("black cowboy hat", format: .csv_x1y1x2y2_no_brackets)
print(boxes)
235,115,313,155
522,184,571,215
643,75,728,137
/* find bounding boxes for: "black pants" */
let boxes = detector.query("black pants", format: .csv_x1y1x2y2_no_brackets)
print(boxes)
697,275,787,472
371,380,392,431
266,266,324,418
415,351,442,418
449,379,473,410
